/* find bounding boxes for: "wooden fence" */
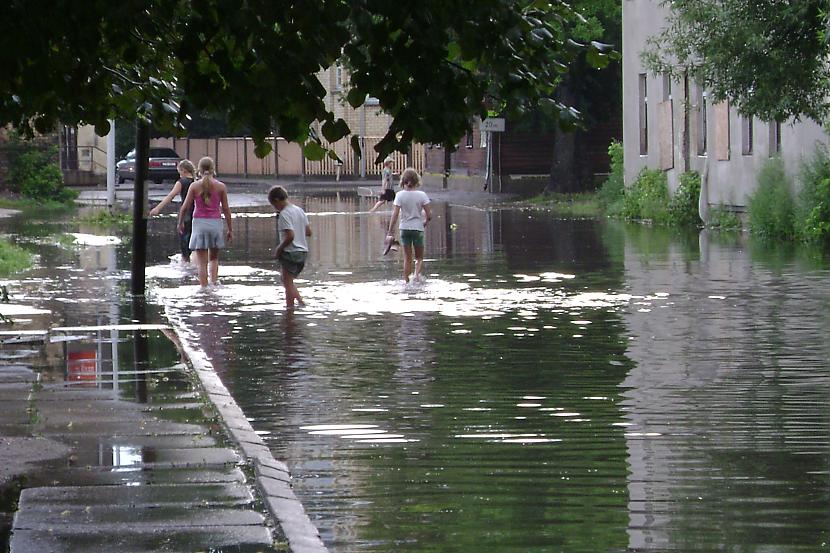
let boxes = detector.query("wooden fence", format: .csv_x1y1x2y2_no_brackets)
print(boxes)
150,136,424,178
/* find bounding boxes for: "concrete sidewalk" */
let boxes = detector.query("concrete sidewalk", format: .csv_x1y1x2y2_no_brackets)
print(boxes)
0,320,325,552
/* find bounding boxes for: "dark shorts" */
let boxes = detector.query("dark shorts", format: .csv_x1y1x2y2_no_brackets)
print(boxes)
279,250,307,276
380,188,395,202
180,218,192,259
400,229,425,248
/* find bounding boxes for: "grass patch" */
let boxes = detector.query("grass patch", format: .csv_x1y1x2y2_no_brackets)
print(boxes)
78,209,132,231
522,192,601,217
0,194,77,213
0,238,33,277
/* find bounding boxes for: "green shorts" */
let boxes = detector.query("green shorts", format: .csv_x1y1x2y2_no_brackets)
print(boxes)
279,250,307,276
400,229,425,248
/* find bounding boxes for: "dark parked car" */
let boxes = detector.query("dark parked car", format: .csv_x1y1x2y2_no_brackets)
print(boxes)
116,148,182,184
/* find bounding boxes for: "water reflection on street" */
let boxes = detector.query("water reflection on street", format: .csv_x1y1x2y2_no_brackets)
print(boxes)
9,190,829,552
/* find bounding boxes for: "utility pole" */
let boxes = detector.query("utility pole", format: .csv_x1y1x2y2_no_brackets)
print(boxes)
359,102,367,179
131,121,149,297
106,119,116,210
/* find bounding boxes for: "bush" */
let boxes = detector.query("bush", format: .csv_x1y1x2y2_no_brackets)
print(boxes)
598,140,625,215
622,168,670,224
706,205,742,230
6,138,76,204
796,148,830,244
748,158,795,239
800,177,830,244
668,171,702,227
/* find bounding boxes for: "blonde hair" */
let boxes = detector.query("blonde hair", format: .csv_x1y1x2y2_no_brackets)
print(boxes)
197,156,215,204
178,159,195,176
400,167,421,188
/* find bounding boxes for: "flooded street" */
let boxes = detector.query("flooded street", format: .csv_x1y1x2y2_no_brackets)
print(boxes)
5,189,830,552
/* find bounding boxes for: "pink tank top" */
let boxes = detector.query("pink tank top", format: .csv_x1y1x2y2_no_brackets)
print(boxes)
193,185,222,219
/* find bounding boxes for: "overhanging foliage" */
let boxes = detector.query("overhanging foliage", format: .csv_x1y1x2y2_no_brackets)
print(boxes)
643,0,830,123
0,1,616,162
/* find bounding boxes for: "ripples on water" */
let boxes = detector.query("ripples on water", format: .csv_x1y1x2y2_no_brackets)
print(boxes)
142,204,830,552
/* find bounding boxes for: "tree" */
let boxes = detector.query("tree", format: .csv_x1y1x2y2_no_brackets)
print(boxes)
0,1,615,163
509,0,621,192
643,0,830,123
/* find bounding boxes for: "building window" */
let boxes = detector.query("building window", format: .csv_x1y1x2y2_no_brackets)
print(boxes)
639,73,648,155
741,116,753,155
466,129,474,149
769,121,781,156
662,73,672,102
334,64,343,91
696,86,707,156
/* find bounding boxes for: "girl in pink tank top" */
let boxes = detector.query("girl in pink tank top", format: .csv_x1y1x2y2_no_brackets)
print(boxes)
193,188,222,219
177,156,233,287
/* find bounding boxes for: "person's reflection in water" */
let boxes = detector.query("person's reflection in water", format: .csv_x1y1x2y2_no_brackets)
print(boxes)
280,309,310,372
392,312,436,390
195,311,233,379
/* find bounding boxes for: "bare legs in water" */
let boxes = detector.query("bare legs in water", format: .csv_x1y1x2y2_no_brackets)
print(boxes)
193,247,220,287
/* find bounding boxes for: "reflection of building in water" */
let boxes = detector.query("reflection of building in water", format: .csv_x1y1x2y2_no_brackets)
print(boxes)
305,194,384,267
619,230,830,550
498,212,618,274
146,194,499,272
440,204,495,259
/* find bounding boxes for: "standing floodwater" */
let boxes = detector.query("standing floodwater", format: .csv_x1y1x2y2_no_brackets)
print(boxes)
145,190,830,553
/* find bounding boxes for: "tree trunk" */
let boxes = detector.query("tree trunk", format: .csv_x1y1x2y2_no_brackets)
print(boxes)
545,82,581,193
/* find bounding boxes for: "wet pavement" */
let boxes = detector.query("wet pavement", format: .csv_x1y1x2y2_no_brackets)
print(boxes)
9,181,830,553
0,323,288,553
0,196,330,552
143,191,830,553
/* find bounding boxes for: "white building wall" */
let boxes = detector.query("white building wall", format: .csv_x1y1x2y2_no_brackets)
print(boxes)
623,0,828,209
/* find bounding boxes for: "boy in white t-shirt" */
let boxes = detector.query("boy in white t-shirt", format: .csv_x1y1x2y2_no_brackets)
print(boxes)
268,185,312,308
387,168,432,283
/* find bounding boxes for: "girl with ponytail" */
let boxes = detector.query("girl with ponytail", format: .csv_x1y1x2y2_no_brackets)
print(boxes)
178,156,233,287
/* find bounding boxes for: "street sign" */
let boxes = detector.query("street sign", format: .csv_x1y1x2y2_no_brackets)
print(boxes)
480,118,506,132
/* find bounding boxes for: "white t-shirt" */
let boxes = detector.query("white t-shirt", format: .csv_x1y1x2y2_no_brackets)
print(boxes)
381,166,393,189
277,203,310,252
393,189,430,231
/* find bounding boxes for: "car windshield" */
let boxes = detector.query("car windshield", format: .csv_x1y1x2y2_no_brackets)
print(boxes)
149,148,180,158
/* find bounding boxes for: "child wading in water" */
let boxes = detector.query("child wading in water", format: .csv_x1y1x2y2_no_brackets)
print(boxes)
387,168,431,283
150,159,196,262
178,156,233,287
269,186,312,308
369,156,396,213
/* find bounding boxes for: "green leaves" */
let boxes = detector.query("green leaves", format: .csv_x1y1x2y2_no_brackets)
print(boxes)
302,140,328,161
254,141,272,158
322,118,350,143
346,88,366,109
645,0,830,122
0,0,618,159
